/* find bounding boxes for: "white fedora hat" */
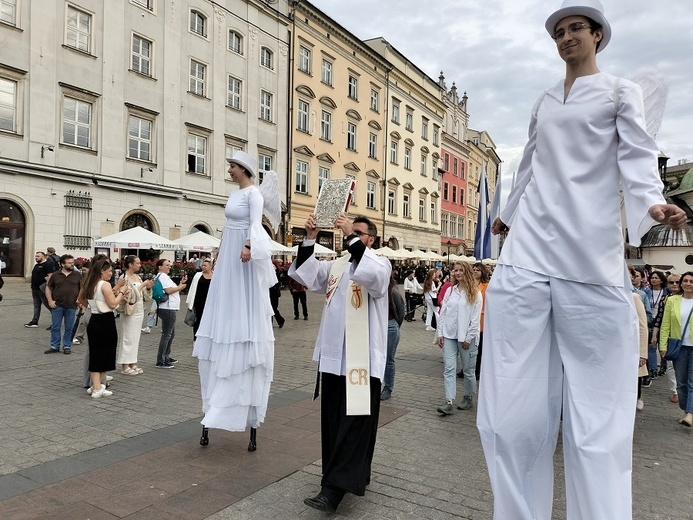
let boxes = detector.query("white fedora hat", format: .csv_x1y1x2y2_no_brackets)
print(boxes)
545,0,611,53
227,150,257,178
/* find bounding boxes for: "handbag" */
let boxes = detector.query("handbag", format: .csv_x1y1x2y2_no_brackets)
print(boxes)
664,306,693,361
184,308,196,327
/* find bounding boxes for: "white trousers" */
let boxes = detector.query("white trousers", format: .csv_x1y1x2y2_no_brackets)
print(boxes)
477,265,638,520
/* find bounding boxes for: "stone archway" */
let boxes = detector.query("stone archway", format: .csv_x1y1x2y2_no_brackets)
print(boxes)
0,198,27,277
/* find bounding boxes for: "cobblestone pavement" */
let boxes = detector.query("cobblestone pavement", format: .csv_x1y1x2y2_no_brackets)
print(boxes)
1,280,692,519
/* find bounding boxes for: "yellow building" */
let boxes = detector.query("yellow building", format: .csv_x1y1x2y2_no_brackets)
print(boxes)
364,38,446,254
465,129,501,253
287,1,390,251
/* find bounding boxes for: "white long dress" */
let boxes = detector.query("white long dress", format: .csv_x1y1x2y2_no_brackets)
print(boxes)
192,186,276,431
117,278,144,365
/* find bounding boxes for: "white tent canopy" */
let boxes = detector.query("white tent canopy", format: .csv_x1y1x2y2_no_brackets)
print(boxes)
94,226,179,250
268,239,293,255
291,243,337,257
374,246,409,260
173,231,221,252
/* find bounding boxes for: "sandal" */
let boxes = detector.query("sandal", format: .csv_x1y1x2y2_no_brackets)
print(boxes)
132,366,144,374
121,367,138,375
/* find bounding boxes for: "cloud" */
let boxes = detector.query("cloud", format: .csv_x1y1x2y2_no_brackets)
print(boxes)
310,0,693,174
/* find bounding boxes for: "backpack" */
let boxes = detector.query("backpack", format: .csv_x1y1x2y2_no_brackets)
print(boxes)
152,275,169,305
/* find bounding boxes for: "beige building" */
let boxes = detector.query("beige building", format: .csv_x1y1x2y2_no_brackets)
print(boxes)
363,38,445,254
286,1,390,251
465,129,500,253
0,0,290,278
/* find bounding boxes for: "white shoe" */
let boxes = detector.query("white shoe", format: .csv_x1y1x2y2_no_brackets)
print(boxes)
636,398,644,411
92,388,113,399
105,375,114,382
86,384,105,395
425,326,435,331
141,327,151,333
73,338,81,344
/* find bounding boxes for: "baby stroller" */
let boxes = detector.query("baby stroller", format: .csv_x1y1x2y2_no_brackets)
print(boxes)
404,293,425,322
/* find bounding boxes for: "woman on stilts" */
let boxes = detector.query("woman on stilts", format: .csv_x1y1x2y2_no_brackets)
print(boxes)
193,151,280,451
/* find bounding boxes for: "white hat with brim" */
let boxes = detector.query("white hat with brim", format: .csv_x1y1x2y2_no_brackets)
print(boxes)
227,150,257,178
545,0,611,53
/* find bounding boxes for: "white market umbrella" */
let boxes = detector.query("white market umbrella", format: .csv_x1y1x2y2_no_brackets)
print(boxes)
423,251,444,261
410,250,429,260
374,246,408,260
462,255,478,263
446,254,463,262
482,258,498,265
173,231,221,252
291,243,337,257
94,226,179,250
269,239,293,255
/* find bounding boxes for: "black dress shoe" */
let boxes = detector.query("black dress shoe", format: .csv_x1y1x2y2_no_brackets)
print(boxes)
303,494,336,513
278,319,285,328
44,348,60,354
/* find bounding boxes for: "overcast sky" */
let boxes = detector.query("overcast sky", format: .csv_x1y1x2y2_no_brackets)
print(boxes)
309,0,693,181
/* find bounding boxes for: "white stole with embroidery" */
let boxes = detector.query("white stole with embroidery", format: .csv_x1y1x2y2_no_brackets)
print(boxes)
324,254,371,415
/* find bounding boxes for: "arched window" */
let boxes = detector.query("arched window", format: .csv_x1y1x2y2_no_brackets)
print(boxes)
260,47,273,70
228,30,243,54
190,10,206,37
122,212,153,231
0,199,26,277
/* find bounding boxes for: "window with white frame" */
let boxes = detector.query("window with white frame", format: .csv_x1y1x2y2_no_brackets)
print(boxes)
347,75,358,100
404,147,411,170
370,89,379,112
403,193,410,218
190,10,206,37
452,185,457,204
131,34,152,76
189,60,206,96
260,47,273,70
388,189,396,215
297,99,309,132
441,213,449,237
321,59,332,85
295,160,308,193
444,182,449,200
405,108,413,131
318,166,329,193
368,132,377,159
1,0,16,25
420,154,427,176
227,76,242,110
444,153,450,171
450,215,456,237
458,219,464,239
66,5,91,53
453,157,458,176
225,142,243,162
127,115,152,162
432,159,438,180
460,162,465,179
320,110,331,141
391,99,400,123
390,140,398,164
433,124,440,146
431,201,437,223
298,46,311,74
366,181,376,209
258,152,272,182
418,199,425,221
63,96,92,148
0,77,16,132
187,133,207,174
260,90,272,121
228,30,243,54
132,0,154,11
346,122,357,151
422,117,429,140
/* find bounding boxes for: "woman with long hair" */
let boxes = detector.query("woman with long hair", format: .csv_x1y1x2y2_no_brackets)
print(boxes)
659,271,693,426
436,262,482,414
423,268,440,331
117,256,154,375
653,274,682,403
381,271,405,401
78,259,129,399
648,270,668,377
186,257,214,339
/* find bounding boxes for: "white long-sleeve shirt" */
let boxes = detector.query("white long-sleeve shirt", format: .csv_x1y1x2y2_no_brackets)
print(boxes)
437,285,482,344
500,73,665,287
404,276,423,295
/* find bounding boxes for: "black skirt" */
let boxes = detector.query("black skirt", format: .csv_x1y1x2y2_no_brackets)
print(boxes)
87,312,117,372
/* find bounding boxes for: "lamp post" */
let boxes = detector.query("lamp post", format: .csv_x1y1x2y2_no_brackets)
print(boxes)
446,240,452,263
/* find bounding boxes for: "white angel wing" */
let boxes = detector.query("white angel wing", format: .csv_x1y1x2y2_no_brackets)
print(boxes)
259,170,281,232
630,69,669,139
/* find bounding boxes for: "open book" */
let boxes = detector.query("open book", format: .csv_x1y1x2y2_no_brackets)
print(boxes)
314,179,356,228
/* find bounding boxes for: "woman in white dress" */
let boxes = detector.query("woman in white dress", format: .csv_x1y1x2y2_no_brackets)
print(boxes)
423,268,440,331
193,151,276,451
117,256,154,375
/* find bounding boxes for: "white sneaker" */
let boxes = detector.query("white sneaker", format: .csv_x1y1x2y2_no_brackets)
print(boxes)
92,388,113,399
86,384,105,395
425,326,435,331
105,375,114,382
73,338,81,344
636,398,644,411
141,327,151,333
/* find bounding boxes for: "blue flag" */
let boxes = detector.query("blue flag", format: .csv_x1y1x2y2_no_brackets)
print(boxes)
474,162,491,260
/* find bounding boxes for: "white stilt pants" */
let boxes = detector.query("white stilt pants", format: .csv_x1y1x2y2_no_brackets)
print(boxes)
477,265,638,520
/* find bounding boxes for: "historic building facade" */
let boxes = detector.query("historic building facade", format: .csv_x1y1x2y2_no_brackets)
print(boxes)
0,0,290,278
